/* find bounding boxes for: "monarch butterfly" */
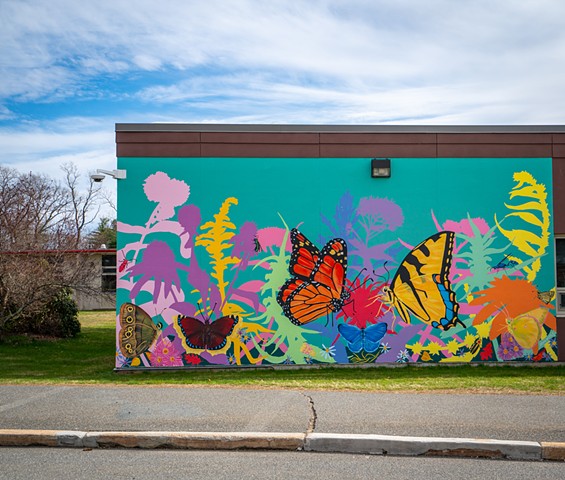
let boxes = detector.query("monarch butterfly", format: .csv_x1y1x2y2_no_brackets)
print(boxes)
338,322,387,353
380,231,464,331
177,314,239,351
277,228,349,326
119,302,161,358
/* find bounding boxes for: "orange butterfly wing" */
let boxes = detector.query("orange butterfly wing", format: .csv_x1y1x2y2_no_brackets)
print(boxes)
278,229,348,326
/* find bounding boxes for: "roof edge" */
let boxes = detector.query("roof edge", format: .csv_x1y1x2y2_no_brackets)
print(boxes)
115,123,565,133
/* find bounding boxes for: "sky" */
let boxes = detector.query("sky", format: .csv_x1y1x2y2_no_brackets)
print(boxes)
1,0,565,199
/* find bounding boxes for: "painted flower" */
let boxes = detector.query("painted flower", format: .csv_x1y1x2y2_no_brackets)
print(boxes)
284,356,294,365
151,337,183,367
426,341,442,356
445,339,460,355
396,349,410,363
184,353,202,365
115,351,131,368
380,342,391,354
238,328,251,343
300,343,315,357
144,172,190,224
420,351,432,362
128,240,190,301
356,196,404,234
337,277,387,328
408,341,424,355
497,332,523,361
480,342,493,361
470,277,554,341
321,344,336,360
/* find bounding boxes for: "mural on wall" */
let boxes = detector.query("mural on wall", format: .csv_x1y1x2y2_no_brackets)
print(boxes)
115,158,558,368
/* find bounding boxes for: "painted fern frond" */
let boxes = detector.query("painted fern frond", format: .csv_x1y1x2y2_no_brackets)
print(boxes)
456,215,504,292
195,197,240,300
494,171,550,281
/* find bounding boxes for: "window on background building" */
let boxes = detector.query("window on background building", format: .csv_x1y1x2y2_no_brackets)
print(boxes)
102,254,116,291
556,238,565,315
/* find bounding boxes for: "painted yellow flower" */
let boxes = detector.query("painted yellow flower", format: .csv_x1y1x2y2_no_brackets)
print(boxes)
426,341,442,355
408,341,424,355
474,320,491,338
445,339,460,355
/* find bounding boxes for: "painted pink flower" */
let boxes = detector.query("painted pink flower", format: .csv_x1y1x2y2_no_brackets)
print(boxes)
144,172,190,225
442,217,490,237
150,337,183,367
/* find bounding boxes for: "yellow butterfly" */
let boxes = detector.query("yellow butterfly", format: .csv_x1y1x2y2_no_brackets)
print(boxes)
380,231,464,331
508,307,547,351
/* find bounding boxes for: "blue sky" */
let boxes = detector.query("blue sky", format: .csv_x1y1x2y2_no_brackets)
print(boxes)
1,0,565,190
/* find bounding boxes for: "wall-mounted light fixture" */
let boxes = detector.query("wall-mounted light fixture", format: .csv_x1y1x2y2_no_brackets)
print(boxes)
371,158,391,178
90,169,127,183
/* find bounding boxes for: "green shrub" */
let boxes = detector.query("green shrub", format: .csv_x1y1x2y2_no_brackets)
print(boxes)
42,288,81,338
6,288,81,339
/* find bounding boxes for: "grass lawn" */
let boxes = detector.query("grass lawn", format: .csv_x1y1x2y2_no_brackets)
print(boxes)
0,311,563,394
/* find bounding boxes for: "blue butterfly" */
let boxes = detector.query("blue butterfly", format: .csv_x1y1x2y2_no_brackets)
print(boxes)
338,322,387,353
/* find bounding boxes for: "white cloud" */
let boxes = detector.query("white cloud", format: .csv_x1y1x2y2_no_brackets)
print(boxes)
2,0,565,106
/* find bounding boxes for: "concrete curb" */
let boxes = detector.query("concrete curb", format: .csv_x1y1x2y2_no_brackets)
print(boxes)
0,429,563,461
0,429,304,451
304,433,542,460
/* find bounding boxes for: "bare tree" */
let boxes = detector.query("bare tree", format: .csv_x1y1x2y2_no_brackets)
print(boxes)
0,164,104,337
61,162,103,247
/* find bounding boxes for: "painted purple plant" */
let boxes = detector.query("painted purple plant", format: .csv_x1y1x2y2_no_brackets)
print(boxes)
356,196,404,238
128,240,190,302
178,204,221,310
348,196,404,273
225,221,261,310
231,221,259,270
320,191,358,242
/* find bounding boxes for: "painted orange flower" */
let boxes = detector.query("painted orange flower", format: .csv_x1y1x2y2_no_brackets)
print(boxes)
469,277,556,345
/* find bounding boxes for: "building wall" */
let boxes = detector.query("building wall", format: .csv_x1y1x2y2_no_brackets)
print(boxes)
73,252,116,311
114,125,562,368
116,126,565,233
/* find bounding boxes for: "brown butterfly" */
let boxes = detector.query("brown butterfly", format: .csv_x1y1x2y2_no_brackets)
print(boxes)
119,302,161,358
177,314,238,350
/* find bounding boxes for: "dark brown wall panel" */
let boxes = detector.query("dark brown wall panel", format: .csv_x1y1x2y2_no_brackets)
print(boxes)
437,144,552,158
116,132,201,143
320,132,436,145
553,157,565,234
201,132,319,144
117,144,201,157
437,133,553,144
558,319,565,361
201,143,320,157
320,143,437,157
553,143,565,158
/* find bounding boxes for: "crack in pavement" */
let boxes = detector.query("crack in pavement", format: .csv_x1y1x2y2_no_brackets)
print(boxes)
303,394,317,434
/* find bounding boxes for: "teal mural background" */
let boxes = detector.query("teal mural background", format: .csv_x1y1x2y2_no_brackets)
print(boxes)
115,156,558,368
